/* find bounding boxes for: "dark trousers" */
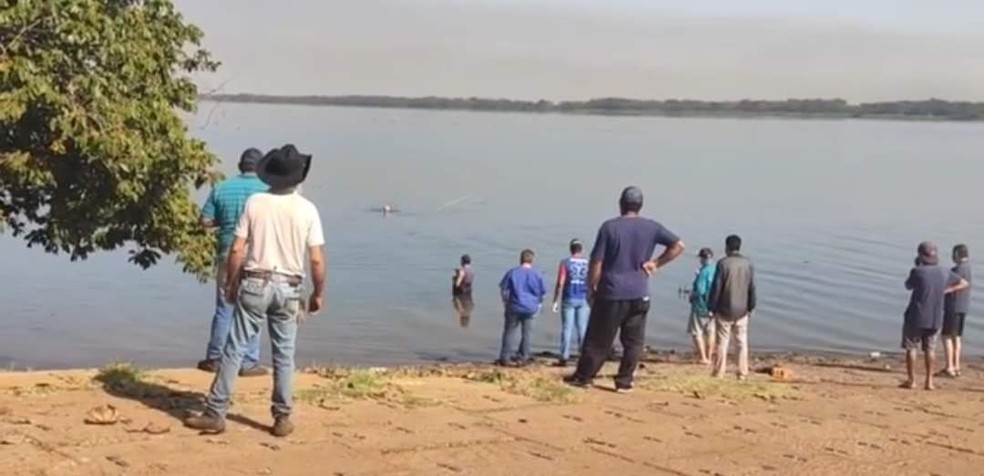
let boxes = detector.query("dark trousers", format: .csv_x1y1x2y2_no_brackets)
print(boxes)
573,298,650,388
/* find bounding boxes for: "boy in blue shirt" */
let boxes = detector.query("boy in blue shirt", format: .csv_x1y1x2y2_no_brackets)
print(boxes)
688,248,717,365
497,249,547,366
551,239,590,367
941,244,972,378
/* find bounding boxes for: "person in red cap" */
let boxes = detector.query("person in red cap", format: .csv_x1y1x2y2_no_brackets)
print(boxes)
901,241,969,390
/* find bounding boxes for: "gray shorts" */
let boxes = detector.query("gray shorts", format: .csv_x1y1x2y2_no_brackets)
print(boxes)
687,312,716,336
901,327,938,352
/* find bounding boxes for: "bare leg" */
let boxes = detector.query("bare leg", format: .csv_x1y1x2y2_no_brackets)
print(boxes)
705,327,716,365
924,350,935,390
691,334,707,364
943,337,955,374
954,337,962,374
901,350,916,389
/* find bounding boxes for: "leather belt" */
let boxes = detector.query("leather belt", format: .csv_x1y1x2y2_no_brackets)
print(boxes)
242,270,303,286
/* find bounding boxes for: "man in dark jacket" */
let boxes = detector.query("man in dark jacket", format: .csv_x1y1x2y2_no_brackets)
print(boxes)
708,235,756,379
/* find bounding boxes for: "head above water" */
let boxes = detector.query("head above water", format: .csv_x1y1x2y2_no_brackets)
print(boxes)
725,235,742,254
953,244,970,262
520,249,535,265
238,147,263,173
618,186,644,215
460,254,471,266
569,239,583,255
916,241,939,266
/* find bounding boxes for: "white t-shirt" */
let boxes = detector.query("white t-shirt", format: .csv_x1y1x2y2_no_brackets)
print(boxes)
234,192,324,277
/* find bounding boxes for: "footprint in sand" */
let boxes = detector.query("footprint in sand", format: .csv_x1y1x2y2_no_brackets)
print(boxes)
561,415,583,422
438,463,462,473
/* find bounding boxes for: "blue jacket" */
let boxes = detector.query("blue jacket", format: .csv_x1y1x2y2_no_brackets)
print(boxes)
500,266,547,315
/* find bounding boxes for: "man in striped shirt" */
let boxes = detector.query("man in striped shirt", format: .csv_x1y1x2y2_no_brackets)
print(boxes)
197,148,269,376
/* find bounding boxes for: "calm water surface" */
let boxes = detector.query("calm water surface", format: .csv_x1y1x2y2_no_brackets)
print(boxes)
2,104,982,369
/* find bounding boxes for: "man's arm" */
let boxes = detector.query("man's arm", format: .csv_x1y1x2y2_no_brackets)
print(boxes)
904,269,917,290
747,263,757,314
552,262,567,306
588,259,603,303
945,277,970,294
201,189,218,229
454,268,465,288
644,240,686,275
309,246,326,297
223,237,247,300
499,273,511,304
707,261,725,316
588,225,609,302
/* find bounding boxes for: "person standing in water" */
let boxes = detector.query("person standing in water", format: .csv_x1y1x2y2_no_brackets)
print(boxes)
551,239,590,367
452,255,475,327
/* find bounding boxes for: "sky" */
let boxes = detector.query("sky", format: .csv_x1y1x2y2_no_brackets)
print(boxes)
174,0,984,101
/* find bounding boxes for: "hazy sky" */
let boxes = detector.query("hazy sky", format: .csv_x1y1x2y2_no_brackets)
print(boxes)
175,0,984,101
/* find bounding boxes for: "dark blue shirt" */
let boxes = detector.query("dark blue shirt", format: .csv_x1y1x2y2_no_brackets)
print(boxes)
591,216,680,300
905,264,962,330
499,266,547,315
944,262,972,315
561,256,589,302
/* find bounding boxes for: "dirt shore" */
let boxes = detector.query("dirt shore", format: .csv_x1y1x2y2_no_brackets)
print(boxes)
1,352,982,475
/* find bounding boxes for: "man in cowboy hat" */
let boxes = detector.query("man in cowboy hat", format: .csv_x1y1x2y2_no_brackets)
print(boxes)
186,144,326,437
198,147,269,377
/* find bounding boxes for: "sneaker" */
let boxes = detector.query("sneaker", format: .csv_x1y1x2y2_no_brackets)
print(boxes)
197,359,219,373
271,416,294,437
493,359,510,367
615,385,634,394
563,375,591,388
184,413,226,434
239,365,270,377
554,359,569,368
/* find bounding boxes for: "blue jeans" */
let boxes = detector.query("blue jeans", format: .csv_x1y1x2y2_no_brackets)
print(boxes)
206,258,261,368
499,312,534,362
206,275,301,418
560,300,590,360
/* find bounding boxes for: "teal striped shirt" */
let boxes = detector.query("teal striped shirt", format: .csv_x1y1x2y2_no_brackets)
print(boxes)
201,174,268,253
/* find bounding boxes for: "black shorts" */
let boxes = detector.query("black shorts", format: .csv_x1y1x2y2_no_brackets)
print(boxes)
942,312,967,337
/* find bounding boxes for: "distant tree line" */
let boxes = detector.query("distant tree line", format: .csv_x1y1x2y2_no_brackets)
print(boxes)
200,94,984,121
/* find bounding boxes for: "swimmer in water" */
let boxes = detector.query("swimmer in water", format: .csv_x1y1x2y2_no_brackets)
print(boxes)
452,255,475,327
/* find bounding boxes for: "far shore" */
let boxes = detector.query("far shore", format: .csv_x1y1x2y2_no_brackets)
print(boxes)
2,351,982,475
199,93,984,123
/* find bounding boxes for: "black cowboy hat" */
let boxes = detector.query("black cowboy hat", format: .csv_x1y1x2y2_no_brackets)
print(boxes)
256,144,312,189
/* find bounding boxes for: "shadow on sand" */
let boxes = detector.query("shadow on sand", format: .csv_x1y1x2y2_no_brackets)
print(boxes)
93,365,269,433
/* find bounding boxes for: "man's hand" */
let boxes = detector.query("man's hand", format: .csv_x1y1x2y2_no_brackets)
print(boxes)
224,281,238,304
551,302,560,314
308,293,324,315
642,260,659,276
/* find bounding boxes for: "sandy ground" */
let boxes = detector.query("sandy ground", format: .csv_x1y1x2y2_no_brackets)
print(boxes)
1,352,983,476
